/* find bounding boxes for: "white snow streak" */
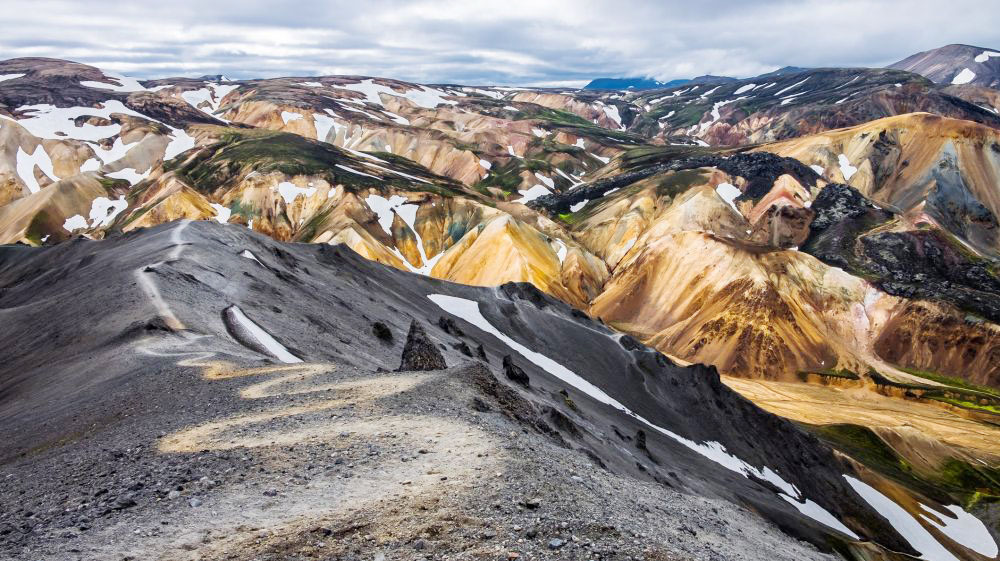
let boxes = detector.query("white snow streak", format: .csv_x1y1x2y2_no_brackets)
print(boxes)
428,294,858,539
241,250,264,266
845,476,963,561
336,164,379,180
773,77,810,97
228,306,302,364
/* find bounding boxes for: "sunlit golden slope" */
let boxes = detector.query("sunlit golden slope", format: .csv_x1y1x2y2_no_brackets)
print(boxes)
764,112,1000,256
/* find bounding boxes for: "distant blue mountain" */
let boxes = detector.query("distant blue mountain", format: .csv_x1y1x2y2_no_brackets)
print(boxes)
583,77,689,90
584,74,743,91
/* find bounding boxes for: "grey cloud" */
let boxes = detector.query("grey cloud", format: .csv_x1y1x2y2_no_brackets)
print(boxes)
0,0,997,85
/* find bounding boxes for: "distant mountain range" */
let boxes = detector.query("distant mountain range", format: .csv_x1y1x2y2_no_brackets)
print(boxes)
586,43,1000,91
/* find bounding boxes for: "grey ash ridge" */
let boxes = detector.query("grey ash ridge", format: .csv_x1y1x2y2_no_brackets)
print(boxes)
0,221,914,560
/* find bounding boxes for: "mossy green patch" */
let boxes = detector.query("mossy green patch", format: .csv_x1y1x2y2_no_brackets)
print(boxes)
806,423,1000,507
654,168,706,199
795,369,861,383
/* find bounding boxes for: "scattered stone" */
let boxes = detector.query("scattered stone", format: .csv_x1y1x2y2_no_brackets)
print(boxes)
413,539,426,550
523,497,541,510
187,498,202,508
372,321,393,342
548,538,566,549
437,316,464,336
502,355,530,387
167,490,180,500
397,320,446,371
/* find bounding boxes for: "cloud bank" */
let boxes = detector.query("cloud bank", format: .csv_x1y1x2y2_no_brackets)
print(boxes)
2,0,998,85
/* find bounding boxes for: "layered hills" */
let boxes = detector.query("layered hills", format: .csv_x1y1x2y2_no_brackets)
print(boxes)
2,48,1000,560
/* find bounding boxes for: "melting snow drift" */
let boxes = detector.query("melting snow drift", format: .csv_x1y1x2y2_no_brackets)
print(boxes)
428,294,859,539
226,306,302,363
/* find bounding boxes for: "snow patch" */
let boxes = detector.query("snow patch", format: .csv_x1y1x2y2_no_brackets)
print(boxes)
809,164,825,176
241,250,263,266
514,185,551,204
106,167,149,185
313,112,338,142
479,159,492,170
734,83,756,95
974,50,1000,63
600,104,623,129
281,111,304,124
63,214,88,232
81,73,147,93
209,203,231,224
332,79,456,109
534,172,554,189
181,83,239,120
844,476,965,561
6,100,147,142
228,306,302,363
553,239,568,264
275,181,318,205
16,145,56,193
569,199,589,212
952,68,976,85
163,129,195,160
838,154,858,180
0,73,25,83
88,196,128,227
716,183,742,215
364,193,440,275
919,504,998,558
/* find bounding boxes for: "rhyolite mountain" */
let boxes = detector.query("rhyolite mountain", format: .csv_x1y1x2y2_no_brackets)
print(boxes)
1,49,1000,561
889,43,1000,88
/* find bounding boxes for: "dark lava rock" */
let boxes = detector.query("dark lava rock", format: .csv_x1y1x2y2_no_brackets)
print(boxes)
530,151,819,214
371,321,393,342
502,355,530,387
398,320,446,371
437,316,464,336
809,183,885,232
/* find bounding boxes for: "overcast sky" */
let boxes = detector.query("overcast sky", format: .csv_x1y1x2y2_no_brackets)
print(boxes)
3,0,997,86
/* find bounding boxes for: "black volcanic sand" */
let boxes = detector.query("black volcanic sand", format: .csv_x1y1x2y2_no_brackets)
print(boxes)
0,221,912,560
